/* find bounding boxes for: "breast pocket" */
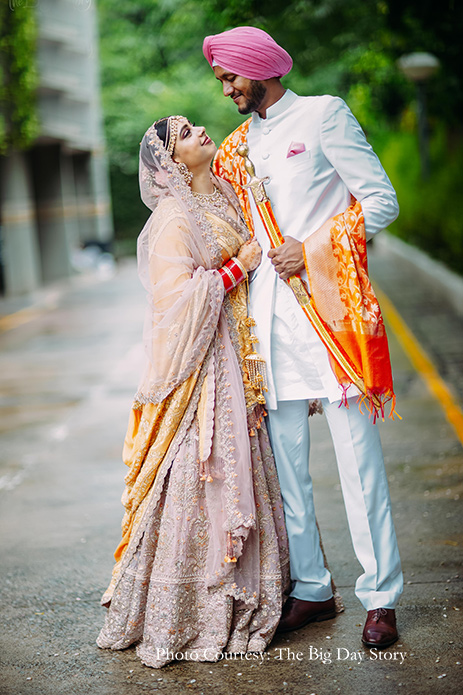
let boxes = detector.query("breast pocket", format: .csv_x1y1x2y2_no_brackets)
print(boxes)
285,149,319,176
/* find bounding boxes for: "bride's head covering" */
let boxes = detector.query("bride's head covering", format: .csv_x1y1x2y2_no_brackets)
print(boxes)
139,117,209,218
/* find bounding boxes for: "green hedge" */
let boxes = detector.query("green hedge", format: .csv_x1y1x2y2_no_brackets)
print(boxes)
374,125,463,276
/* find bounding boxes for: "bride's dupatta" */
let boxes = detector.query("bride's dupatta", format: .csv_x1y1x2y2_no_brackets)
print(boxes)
100,127,283,611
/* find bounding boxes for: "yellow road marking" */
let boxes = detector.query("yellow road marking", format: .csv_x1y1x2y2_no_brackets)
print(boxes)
0,306,44,333
375,285,463,446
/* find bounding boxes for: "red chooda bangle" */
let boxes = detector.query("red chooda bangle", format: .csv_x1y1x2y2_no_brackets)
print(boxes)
219,257,247,293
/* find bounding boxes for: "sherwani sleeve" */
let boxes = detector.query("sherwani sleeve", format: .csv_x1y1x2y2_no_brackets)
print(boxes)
319,97,399,239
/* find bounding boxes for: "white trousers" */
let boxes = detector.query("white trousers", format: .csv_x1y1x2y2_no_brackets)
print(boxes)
266,397,403,610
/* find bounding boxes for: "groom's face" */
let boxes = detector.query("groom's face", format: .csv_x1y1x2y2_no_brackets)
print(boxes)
213,65,267,115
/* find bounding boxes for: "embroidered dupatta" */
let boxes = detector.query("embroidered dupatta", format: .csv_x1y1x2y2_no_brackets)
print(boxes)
102,125,278,608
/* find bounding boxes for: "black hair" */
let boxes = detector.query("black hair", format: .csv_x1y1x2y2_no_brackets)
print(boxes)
154,118,169,147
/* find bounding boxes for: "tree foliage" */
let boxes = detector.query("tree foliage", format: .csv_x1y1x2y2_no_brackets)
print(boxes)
0,3,39,155
98,0,461,167
97,0,462,271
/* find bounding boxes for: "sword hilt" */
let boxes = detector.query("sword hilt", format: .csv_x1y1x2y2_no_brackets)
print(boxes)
236,143,270,204
236,143,256,177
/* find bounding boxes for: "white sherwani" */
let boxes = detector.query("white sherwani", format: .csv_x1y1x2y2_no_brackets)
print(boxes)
238,89,403,610
246,89,399,409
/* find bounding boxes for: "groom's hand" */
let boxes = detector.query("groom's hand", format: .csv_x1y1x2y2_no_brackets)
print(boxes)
268,236,305,280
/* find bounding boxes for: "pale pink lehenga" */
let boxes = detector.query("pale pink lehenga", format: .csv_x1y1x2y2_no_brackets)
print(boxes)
96,125,291,668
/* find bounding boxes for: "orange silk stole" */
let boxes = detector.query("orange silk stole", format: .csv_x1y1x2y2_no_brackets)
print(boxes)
214,123,396,419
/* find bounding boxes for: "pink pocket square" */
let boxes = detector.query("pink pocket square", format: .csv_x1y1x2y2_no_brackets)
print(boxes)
286,141,306,158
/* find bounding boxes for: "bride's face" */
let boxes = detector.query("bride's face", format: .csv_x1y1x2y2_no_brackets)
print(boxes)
172,118,217,172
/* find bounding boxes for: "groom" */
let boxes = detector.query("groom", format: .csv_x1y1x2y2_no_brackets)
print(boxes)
203,26,403,648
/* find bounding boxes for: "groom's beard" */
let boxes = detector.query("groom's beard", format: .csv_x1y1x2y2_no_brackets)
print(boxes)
238,80,267,114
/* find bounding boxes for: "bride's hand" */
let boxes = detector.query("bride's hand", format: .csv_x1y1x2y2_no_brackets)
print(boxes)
237,239,262,272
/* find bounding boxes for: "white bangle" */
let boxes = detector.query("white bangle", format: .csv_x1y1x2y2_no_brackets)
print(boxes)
233,256,248,279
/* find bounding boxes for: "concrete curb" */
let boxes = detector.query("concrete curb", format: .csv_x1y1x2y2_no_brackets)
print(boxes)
374,232,463,318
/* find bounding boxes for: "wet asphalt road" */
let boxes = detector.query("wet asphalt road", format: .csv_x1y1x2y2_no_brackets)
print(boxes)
0,247,461,695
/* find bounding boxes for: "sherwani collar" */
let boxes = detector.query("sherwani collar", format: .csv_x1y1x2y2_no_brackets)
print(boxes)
252,89,298,123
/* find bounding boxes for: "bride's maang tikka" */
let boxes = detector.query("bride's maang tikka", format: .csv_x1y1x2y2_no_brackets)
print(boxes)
164,115,184,157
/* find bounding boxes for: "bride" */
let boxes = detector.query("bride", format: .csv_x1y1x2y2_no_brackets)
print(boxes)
96,116,291,668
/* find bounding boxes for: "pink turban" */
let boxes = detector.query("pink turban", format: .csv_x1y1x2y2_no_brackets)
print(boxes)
203,27,292,81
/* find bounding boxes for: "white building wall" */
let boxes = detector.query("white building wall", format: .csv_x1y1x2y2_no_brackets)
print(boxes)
0,0,113,297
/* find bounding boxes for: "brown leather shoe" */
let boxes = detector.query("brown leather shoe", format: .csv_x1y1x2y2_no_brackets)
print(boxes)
277,596,336,633
362,608,398,648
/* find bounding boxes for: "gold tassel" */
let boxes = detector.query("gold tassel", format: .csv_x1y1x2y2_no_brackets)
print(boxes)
199,459,207,481
205,460,213,482
224,531,237,563
199,459,213,482
244,317,268,404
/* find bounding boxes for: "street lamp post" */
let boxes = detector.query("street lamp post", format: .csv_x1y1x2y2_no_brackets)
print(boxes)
398,52,440,179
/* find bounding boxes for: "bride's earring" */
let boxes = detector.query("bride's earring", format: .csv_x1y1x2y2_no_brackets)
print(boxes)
176,161,193,185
